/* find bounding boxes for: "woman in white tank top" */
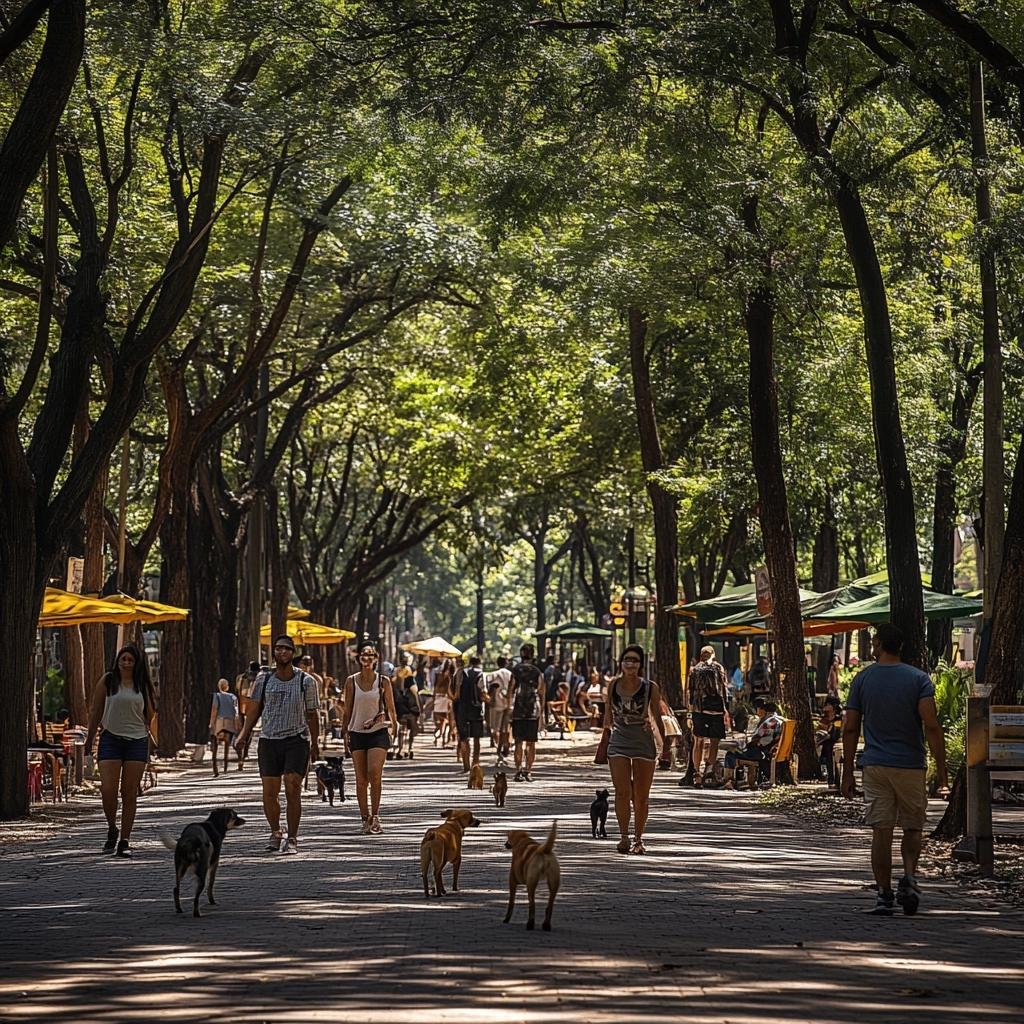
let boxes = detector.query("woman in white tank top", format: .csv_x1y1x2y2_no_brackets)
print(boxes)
85,643,155,857
343,641,397,835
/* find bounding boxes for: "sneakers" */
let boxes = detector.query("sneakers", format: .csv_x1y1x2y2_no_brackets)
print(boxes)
896,875,921,916
266,831,283,852
513,771,524,782
369,815,383,834
103,825,119,854
523,772,533,783
870,889,895,916
280,836,298,855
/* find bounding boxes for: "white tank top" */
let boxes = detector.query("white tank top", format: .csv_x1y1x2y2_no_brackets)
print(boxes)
101,683,148,739
348,674,386,733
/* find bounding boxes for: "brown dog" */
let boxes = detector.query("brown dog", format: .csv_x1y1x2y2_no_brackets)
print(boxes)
491,771,507,807
468,763,484,789
503,820,560,931
420,807,481,897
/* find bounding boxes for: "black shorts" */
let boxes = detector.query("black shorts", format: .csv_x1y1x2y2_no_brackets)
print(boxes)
257,734,310,777
399,713,419,735
512,719,539,743
692,712,726,740
456,715,485,740
348,728,391,752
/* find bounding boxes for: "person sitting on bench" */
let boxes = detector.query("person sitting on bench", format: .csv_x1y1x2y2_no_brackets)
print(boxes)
723,699,783,790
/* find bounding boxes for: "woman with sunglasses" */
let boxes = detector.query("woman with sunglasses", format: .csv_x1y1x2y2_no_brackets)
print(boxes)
604,644,666,855
343,640,398,834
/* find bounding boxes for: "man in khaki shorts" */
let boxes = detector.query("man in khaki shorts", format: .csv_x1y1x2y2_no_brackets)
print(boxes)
842,623,947,915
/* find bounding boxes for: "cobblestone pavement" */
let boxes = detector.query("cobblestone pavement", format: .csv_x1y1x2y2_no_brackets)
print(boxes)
2,732,1022,1024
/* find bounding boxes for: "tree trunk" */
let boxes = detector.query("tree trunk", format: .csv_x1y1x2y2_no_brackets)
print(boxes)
812,488,840,696
985,430,1024,705
627,308,682,708
742,195,816,778
187,496,222,744
928,461,957,665
831,182,926,666
157,502,189,756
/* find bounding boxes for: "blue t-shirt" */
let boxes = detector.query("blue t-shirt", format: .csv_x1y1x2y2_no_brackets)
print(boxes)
846,662,934,769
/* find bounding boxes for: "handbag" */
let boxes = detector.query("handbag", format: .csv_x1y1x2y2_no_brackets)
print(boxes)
594,727,611,765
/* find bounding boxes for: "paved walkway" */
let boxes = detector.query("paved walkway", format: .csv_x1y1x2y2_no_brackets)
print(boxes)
1,733,1022,1023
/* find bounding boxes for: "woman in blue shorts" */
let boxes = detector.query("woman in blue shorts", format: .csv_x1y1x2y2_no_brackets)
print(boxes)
85,644,156,857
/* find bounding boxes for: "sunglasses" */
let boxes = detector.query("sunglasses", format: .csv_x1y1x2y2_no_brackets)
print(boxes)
622,657,641,664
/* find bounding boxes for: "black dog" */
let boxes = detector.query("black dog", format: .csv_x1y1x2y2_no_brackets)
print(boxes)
314,756,347,806
590,788,609,839
161,808,244,918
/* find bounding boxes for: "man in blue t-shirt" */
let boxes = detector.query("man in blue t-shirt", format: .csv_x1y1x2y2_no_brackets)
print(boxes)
842,623,947,917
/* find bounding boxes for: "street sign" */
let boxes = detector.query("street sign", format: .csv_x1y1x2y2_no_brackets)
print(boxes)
66,556,84,594
755,565,773,616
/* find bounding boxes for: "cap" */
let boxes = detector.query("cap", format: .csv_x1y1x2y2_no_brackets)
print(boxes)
274,635,295,651
380,661,396,678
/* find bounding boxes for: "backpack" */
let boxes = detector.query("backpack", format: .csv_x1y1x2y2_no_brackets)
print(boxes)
512,664,541,719
459,667,483,709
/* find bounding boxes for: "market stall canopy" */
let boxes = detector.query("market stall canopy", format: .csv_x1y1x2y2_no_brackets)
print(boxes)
400,636,462,658
102,594,189,623
259,619,355,645
702,589,822,631
287,606,312,619
666,584,757,619
812,589,982,625
537,620,613,641
38,588,140,627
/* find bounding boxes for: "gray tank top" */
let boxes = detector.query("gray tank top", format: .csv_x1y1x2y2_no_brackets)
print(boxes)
101,683,148,739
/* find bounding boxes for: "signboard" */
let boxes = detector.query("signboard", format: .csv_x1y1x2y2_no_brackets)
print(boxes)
755,565,773,616
66,556,84,594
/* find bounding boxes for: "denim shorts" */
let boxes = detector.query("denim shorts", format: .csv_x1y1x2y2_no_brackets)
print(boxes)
98,731,149,763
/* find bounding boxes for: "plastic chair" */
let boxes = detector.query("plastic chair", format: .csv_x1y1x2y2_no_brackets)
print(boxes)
27,762,43,802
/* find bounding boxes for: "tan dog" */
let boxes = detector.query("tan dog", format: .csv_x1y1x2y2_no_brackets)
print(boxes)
503,820,560,931
420,808,481,897
468,763,484,789
491,771,507,807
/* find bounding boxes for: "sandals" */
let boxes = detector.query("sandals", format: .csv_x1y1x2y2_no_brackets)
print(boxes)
631,839,646,855
266,830,283,852
616,837,631,854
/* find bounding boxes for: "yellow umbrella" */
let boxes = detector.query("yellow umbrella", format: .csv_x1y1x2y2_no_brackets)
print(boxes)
400,636,462,658
102,594,189,623
287,605,312,619
259,619,355,646
38,588,139,627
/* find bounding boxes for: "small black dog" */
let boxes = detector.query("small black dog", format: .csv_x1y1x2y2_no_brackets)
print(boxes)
161,808,245,918
314,756,347,805
590,788,609,839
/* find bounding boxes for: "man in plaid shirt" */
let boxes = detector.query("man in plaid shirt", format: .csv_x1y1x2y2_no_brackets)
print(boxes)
722,698,783,790
236,634,319,854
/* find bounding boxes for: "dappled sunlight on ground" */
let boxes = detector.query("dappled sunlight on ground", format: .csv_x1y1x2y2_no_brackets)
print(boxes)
1,733,1022,1022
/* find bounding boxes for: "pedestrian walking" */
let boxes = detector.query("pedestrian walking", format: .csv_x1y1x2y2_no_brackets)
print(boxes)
487,656,513,762
235,635,320,855
392,667,421,759
209,678,242,776
688,648,732,786
343,640,398,834
431,659,454,747
234,659,260,765
841,624,947,915
84,644,156,857
604,644,666,855
509,644,545,782
826,653,841,699
453,655,488,770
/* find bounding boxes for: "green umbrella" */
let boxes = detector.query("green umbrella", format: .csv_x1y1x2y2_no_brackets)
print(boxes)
704,589,822,630
812,590,982,625
666,584,757,620
538,620,613,640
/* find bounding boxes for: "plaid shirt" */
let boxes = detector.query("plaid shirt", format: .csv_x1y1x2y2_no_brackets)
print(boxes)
250,669,319,740
750,711,784,749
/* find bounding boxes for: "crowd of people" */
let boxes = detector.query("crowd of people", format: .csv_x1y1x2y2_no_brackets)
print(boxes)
85,622,946,914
